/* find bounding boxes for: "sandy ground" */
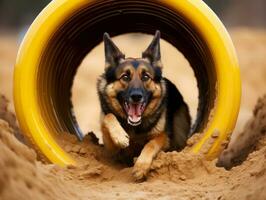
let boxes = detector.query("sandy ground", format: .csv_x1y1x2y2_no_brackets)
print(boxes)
0,28,266,199
0,93,265,200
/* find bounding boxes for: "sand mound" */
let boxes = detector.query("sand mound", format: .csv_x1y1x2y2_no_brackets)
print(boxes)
0,119,84,200
0,94,266,199
0,95,23,142
218,94,266,169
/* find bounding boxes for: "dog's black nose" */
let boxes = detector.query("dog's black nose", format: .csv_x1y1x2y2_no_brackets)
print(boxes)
130,91,143,103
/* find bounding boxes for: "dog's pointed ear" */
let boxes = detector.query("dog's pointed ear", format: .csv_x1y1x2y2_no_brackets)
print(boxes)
142,30,162,67
103,33,125,68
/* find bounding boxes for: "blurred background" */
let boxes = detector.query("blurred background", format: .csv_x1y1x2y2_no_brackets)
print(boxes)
1,0,265,29
0,0,265,137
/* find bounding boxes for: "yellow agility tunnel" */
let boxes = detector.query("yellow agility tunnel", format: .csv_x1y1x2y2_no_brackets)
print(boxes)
14,0,241,166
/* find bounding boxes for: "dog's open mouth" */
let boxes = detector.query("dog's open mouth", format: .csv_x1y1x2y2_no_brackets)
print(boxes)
124,102,146,126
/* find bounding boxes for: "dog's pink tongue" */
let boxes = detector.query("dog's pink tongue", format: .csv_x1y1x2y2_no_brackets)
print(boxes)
128,104,142,122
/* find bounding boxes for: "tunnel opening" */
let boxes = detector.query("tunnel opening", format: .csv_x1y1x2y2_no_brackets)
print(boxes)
36,0,216,156
71,33,199,142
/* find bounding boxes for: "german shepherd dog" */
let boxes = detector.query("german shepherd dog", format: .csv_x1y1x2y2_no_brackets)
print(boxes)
97,31,191,180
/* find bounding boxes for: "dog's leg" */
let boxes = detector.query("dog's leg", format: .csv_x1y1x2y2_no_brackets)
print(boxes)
132,133,167,180
102,113,129,152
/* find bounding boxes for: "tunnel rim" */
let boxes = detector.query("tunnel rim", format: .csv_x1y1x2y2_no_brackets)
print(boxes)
14,0,241,166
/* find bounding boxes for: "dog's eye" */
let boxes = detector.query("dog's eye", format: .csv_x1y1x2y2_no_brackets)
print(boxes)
142,73,150,81
121,74,131,82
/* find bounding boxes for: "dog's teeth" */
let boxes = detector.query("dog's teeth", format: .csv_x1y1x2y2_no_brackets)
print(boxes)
128,117,142,126
124,102,129,110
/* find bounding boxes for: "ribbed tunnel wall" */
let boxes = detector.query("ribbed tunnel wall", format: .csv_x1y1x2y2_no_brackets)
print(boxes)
37,0,216,140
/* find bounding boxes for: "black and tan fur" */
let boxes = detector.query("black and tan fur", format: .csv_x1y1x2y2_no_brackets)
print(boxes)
97,31,191,180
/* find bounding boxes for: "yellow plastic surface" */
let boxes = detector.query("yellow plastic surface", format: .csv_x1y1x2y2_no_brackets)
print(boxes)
14,0,241,166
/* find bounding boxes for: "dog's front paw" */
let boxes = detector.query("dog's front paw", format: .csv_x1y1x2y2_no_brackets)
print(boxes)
132,160,151,181
110,128,129,149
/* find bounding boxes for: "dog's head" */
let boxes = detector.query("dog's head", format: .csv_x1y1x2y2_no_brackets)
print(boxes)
102,31,164,126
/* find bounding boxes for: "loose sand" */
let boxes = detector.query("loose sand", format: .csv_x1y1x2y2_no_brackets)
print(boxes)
0,94,265,200
0,28,266,199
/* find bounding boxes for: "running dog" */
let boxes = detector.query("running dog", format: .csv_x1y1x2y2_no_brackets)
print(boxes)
97,31,191,180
